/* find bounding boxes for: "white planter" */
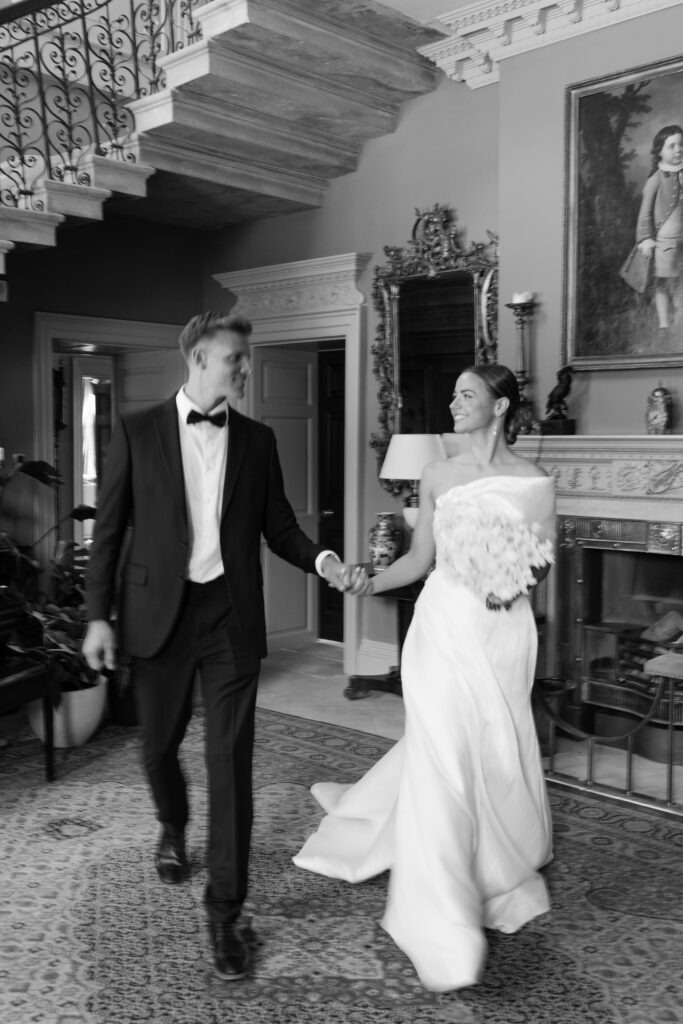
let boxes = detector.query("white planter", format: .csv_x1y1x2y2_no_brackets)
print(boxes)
27,675,107,748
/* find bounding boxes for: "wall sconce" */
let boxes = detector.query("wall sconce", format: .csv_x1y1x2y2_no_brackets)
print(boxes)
380,433,446,527
505,293,540,435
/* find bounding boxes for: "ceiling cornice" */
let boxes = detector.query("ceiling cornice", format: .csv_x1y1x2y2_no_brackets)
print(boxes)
419,0,682,89
213,252,372,320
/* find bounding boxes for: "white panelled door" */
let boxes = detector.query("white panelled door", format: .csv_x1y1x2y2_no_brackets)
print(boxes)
251,346,318,647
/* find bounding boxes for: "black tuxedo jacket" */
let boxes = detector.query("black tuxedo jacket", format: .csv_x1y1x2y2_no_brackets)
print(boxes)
86,396,326,660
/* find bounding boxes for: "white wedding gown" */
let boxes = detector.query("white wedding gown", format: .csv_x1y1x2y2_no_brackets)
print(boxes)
293,476,556,992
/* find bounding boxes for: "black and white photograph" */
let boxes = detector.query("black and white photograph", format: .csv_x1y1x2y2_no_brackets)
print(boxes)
2,2,683,1023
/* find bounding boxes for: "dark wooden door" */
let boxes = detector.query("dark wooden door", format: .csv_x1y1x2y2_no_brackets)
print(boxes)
318,349,345,642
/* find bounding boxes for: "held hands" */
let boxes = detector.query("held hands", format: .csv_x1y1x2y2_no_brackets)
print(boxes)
82,619,117,673
342,564,374,597
321,555,352,592
320,556,374,596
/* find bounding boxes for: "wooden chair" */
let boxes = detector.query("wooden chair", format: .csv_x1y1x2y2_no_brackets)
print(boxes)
0,660,57,781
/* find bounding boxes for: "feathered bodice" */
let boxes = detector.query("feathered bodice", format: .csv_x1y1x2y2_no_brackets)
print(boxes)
433,475,556,604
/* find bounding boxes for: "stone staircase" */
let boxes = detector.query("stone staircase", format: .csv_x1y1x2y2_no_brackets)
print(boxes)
0,0,445,272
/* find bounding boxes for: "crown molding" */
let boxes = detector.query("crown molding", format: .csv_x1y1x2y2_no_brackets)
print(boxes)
213,252,372,320
420,0,682,89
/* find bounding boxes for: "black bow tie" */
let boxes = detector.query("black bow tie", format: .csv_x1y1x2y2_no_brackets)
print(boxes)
187,408,227,427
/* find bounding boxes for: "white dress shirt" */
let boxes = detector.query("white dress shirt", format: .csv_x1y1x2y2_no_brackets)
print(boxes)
177,388,228,583
176,389,336,583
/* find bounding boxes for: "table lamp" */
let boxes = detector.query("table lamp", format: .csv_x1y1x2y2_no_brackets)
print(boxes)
380,433,446,528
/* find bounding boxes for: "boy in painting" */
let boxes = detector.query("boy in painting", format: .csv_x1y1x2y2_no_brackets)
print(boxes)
635,124,683,334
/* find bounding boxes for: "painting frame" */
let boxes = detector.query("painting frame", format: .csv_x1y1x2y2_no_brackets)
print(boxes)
563,55,683,370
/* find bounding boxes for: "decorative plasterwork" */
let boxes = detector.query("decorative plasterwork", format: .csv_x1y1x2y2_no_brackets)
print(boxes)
213,252,371,320
516,434,683,523
420,0,683,89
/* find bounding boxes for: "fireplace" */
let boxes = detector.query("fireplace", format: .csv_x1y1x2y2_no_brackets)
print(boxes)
517,435,683,763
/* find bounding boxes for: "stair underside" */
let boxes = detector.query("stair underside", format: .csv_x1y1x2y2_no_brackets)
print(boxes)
0,0,445,246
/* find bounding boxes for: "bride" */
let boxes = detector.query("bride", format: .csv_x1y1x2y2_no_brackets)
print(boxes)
293,363,556,992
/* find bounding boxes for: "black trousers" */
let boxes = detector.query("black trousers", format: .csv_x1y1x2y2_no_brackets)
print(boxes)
132,575,260,923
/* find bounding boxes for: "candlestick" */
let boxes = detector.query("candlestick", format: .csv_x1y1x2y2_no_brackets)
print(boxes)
505,298,539,435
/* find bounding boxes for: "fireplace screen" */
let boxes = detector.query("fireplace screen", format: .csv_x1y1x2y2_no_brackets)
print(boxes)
568,543,683,726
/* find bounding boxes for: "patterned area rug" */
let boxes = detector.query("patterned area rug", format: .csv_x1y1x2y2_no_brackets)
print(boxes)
1,708,683,1024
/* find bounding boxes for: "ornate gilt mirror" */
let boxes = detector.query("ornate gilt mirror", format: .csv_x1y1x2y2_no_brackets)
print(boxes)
370,204,499,493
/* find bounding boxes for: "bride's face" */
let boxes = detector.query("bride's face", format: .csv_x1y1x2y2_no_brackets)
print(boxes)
450,372,496,434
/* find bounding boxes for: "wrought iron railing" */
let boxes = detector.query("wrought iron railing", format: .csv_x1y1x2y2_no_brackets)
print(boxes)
0,0,203,209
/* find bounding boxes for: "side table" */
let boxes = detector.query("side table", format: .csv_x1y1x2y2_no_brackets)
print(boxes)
344,576,424,700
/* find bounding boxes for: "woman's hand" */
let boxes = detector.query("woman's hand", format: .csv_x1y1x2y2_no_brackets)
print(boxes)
344,564,374,597
485,592,517,612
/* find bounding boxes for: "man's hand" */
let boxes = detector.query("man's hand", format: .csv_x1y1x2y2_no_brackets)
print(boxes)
637,238,656,256
485,593,516,611
82,619,117,673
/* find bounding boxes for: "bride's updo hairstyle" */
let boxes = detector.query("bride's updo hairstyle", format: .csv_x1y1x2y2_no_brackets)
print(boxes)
462,364,520,444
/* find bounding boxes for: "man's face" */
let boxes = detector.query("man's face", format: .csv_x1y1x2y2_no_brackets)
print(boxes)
200,329,252,405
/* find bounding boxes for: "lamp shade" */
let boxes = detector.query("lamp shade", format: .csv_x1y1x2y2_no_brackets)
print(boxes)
379,433,446,481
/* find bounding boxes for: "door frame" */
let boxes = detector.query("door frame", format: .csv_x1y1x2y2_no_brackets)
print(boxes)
251,344,321,646
214,253,370,676
33,313,181,568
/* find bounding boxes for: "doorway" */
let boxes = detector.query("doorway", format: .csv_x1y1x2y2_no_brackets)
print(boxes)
250,341,345,647
318,349,345,643
214,251,369,675
33,314,183,566
50,345,187,549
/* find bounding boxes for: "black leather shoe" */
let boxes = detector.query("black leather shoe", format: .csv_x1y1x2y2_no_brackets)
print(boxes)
154,825,189,884
208,921,251,981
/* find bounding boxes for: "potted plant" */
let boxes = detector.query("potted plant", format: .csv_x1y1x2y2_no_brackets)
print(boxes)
24,537,108,747
2,533,107,748
0,455,107,745
0,454,61,601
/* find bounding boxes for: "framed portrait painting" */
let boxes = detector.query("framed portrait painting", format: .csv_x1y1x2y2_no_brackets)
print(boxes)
563,56,683,370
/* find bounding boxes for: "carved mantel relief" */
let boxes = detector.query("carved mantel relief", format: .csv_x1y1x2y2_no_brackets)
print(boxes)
515,435,683,524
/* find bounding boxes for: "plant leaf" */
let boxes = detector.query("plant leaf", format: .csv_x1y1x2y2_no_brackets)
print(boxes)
18,461,62,487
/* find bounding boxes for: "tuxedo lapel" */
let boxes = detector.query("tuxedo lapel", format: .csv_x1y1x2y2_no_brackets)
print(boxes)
153,398,187,525
222,407,248,520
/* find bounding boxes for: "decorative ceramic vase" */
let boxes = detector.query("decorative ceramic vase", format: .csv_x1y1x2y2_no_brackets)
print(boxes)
645,383,673,435
368,513,402,572
27,675,107,748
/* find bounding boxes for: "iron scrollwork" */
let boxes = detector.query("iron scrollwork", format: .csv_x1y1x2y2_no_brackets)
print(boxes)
370,203,499,494
0,0,202,210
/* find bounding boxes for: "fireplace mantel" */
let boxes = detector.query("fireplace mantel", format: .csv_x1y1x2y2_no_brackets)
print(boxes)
516,435,683,525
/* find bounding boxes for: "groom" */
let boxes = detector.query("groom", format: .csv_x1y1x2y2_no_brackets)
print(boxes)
83,311,349,980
